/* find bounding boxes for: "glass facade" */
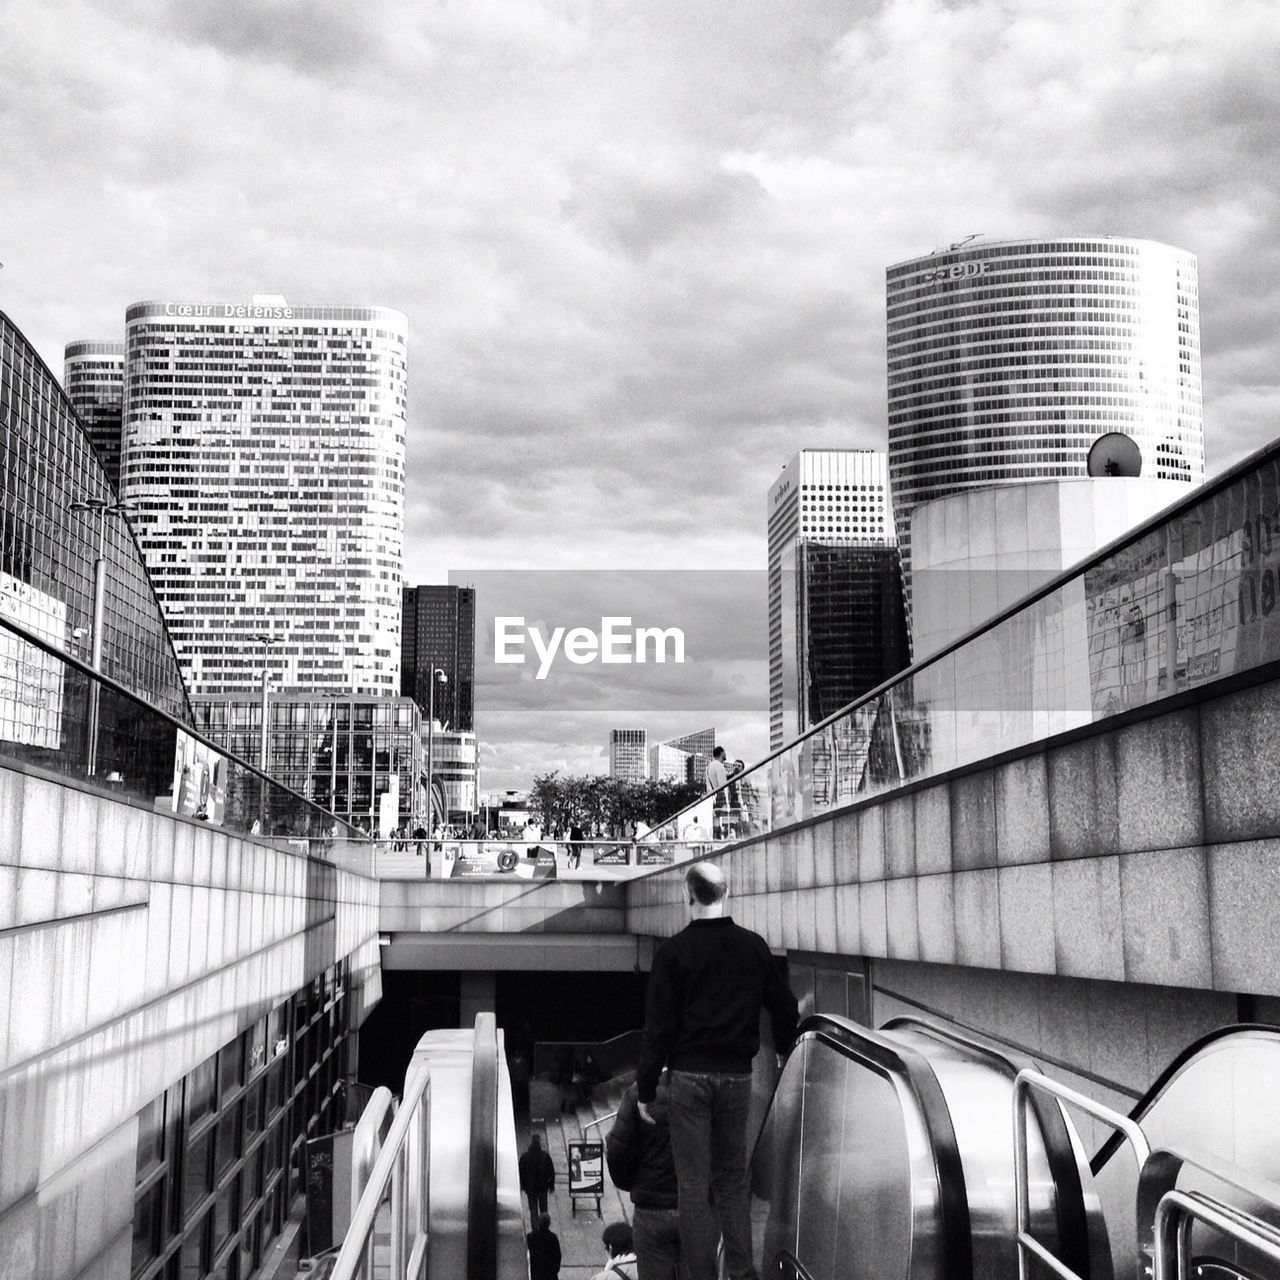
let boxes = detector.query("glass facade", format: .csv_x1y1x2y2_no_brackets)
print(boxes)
0,310,191,733
63,338,126,491
767,451,897,749
885,237,1205,605
401,584,475,731
129,962,351,1280
192,692,423,833
118,300,408,698
609,728,648,781
664,440,1280,836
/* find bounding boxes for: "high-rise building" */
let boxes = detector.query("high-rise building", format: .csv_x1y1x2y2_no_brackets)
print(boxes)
609,728,648,782
63,339,125,491
767,450,903,751
656,726,716,785
118,298,408,697
1,311,190,725
886,236,1204,605
401,584,475,731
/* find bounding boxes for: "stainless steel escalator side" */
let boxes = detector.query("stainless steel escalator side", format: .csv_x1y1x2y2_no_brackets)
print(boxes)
749,1014,973,1280
883,1017,1112,1280
1090,1027,1280,1280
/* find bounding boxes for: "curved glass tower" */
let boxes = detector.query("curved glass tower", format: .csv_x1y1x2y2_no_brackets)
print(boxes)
886,236,1204,597
119,299,408,697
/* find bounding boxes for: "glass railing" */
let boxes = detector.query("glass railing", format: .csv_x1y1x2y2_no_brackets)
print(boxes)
653,441,1280,848
367,835,738,879
0,611,368,859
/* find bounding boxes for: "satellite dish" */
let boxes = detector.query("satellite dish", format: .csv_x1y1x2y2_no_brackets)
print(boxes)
1087,432,1142,478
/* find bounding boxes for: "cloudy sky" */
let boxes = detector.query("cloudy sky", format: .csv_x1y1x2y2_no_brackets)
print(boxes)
4,0,1279,786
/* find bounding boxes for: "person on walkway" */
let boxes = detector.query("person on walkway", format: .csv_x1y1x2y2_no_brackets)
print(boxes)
635,861,799,1280
607,1074,681,1280
592,1221,638,1280
519,1133,556,1222
527,1212,562,1280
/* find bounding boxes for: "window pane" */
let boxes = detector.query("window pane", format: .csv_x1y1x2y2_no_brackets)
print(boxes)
136,1094,166,1184
132,1180,164,1276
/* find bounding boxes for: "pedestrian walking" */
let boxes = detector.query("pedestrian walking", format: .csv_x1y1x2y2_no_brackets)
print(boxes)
519,1133,557,1223
527,1212,562,1280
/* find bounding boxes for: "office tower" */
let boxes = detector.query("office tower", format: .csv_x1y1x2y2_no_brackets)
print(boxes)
886,237,1204,605
660,726,716,785
63,339,125,491
609,728,648,782
118,297,408,697
401,584,475,731
649,742,691,783
767,450,904,751
1,311,190,725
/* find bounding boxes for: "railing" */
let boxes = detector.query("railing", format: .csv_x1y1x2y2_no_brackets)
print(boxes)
369,836,738,880
1013,1068,1152,1280
0,611,366,853
1153,1191,1280,1279
330,1062,432,1280
649,440,1280,853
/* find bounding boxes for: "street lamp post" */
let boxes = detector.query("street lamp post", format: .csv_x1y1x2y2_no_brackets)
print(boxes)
252,633,282,831
426,669,448,831
68,498,136,777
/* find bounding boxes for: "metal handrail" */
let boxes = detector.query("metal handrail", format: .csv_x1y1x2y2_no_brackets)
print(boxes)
467,1013,499,1280
1013,1068,1151,1280
330,1064,432,1280
1154,1190,1280,1279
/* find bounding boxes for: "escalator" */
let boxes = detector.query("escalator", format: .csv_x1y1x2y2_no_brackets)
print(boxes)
750,1016,1280,1280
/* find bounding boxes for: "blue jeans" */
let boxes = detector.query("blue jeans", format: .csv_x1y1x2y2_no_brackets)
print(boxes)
667,1070,755,1280
633,1205,682,1280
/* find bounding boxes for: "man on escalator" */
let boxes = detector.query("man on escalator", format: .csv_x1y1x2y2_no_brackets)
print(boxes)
635,861,799,1280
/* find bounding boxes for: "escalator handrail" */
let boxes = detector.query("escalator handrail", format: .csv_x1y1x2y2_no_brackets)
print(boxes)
1154,1190,1280,1279
1090,1025,1280,1176
329,1064,431,1280
467,1012,500,1280
766,1013,973,1280
1138,1143,1280,1248
883,1015,1095,1279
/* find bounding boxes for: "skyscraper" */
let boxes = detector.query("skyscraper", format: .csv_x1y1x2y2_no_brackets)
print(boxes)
63,339,125,491
886,236,1204,602
401,584,475,731
609,728,648,782
767,450,905,751
118,298,408,697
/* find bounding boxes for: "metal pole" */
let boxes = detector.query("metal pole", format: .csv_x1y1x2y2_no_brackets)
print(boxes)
86,539,106,778
427,676,435,831
259,664,270,831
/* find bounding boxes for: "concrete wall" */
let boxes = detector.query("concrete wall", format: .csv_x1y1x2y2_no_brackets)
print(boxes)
627,671,1280,1115
0,765,381,1280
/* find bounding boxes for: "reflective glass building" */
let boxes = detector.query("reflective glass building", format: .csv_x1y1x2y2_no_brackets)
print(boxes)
0,310,191,733
192,692,423,833
767,450,900,749
63,338,125,491
119,299,408,698
401,584,475,731
886,237,1204,599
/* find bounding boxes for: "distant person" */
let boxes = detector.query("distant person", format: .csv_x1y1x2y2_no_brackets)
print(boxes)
509,1048,531,1114
704,747,732,837
635,861,799,1280
592,1221,638,1280
568,823,585,870
519,1133,556,1222
607,1074,681,1280
527,1212,562,1280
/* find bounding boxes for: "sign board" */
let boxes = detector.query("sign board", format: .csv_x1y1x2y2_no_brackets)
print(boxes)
567,1139,604,1212
171,730,227,824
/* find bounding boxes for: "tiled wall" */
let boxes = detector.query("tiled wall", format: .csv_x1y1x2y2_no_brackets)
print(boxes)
0,765,381,1280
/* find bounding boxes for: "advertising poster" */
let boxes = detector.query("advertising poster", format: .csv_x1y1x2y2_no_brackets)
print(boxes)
0,571,67,750
567,1139,604,1198
172,730,227,824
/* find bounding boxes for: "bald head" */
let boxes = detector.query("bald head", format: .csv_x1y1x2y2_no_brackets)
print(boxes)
685,861,727,907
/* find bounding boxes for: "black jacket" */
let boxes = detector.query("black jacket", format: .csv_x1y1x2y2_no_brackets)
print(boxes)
606,1081,677,1209
635,915,799,1103
526,1224,561,1280
519,1145,556,1194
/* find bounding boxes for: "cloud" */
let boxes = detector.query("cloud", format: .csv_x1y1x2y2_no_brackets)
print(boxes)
5,0,1280,785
